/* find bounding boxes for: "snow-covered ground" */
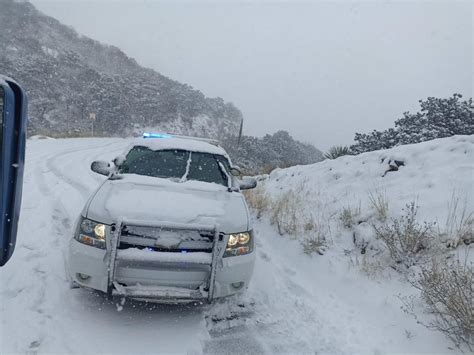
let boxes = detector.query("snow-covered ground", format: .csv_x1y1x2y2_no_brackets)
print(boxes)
1,136,472,354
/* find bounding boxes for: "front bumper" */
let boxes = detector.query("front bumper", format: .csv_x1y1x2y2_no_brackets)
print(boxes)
68,238,255,301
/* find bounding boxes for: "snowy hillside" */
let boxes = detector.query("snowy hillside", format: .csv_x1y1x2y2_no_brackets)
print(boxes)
262,135,473,237
245,135,473,352
0,0,242,137
0,136,472,354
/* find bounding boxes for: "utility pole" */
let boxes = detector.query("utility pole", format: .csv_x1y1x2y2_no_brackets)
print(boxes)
89,112,96,137
66,101,69,136
237,118,244,148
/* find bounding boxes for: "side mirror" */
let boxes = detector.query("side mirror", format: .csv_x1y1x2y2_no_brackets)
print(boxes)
230,166,242,176
113,155,125,168
0,76,28,267
91,160,112,176
239,176,257,190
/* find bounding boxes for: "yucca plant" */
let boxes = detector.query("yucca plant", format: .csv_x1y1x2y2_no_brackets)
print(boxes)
324,146,352,160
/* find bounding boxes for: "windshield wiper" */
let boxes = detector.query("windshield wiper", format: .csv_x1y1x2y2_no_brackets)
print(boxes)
179,152,192,183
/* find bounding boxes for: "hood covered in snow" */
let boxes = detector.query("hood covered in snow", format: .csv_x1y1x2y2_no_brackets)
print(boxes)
84,174,249,233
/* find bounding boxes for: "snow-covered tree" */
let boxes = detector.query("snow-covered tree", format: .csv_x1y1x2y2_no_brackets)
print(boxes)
221,130,323,174
351,94,473,154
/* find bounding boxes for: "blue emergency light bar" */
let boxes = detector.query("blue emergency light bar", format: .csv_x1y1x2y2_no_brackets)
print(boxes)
143,132,172,139
142,132,221,146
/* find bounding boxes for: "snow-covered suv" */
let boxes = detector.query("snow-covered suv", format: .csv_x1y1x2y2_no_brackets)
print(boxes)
68,134,257,303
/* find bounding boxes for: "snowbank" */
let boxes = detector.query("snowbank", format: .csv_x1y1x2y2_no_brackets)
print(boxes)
263,135,473,234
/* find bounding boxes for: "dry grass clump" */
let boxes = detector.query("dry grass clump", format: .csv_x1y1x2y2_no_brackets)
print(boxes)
339,204,361,229
369,190,389,222
301,215,330,255
411,257,473,350
359,255,385,278
243,183,270,219
440,193,474,248
243,181,315,236
351,253,385,278
246,181,331,254
302,235,327,255
269,185,332,253
373,202,434,267
270,190,306,236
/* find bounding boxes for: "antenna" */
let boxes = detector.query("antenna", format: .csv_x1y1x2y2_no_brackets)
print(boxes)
237,118,244,148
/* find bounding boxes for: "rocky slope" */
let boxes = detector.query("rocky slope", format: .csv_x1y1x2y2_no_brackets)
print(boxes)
0,0,242,138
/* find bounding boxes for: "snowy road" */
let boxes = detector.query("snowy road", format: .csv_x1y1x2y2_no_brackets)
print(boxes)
1,138,210,354
1,138,459,354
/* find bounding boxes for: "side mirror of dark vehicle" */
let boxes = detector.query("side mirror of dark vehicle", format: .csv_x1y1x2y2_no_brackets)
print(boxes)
91,160,112,176
239,176,257,190
0,76,28,267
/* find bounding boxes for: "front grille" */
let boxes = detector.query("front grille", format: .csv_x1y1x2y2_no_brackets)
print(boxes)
118,224,214,252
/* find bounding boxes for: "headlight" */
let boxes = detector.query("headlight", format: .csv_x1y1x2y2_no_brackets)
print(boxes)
238,232,250,244
224,231,253,257
74,217,107,249
94,224,106,240
228,234,239,247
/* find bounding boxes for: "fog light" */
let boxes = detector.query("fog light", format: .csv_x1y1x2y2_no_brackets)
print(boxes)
77,273,90,281
231,282,244,289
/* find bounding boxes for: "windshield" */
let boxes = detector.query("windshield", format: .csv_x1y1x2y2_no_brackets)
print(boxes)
120,146,230,186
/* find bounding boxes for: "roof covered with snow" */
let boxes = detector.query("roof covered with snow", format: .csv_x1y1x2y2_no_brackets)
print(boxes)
127,137,229,157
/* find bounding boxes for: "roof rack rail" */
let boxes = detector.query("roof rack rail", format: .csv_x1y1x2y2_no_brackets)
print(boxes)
143,132,220,146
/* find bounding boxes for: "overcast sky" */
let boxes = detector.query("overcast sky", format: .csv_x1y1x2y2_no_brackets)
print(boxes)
31,0,472,150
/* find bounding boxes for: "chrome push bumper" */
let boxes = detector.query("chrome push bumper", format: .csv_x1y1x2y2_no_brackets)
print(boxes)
107,220,225,303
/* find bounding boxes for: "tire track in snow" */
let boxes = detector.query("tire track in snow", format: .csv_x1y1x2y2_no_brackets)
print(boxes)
204,230,347,354
44,140,125,199
16,141,125,352
13,141,121,352
21,142,117,353
0,146,76,353
22,147,75,353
